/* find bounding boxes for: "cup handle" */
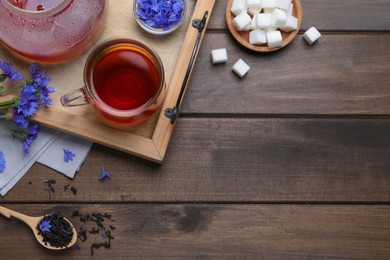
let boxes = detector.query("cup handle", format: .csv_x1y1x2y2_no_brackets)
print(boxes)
60,88,88,107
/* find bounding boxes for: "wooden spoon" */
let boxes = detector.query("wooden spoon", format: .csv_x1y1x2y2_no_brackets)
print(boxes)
0,205,77,250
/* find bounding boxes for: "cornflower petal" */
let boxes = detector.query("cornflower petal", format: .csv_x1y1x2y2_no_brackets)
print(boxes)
0,151,6,173
28,62,54,107
0,58,23,81
23,123,40,153
18,84,39,117
63,149,76,163
99,165,111,181
38,219,52,233
12,109,30,129
136,0,184,29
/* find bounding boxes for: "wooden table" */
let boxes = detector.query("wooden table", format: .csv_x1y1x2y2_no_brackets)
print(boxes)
1,0,390,258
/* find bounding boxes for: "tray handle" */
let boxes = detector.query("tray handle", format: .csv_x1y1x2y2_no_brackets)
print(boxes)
164,11,209,124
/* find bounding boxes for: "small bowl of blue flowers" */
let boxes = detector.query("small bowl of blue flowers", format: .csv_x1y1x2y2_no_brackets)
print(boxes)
133,0,187,35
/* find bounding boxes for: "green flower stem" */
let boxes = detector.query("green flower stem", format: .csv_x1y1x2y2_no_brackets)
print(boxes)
0,97,19,111
0,103,16,111
0,126,26,140
0,113,13,120
0,84,24,96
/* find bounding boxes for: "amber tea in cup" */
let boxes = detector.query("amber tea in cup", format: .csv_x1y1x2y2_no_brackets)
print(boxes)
61,38,166,125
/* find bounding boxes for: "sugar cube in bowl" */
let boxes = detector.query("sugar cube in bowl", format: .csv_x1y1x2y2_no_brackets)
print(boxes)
226,0,303,52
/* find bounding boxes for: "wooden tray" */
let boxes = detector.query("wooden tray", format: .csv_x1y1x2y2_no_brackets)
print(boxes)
0,0,216,163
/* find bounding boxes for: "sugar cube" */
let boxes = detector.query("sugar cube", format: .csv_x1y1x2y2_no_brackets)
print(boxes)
266,30,282,48
255,13,272,29
271,8,287,28
249,29,267,45
265,26,278,32
248,7,262,16
247,0,262,9
275,0,291,11
262,0,276,9
263,8,274,13
303,27,321,45
287,3,293,16
211,48,228,64
233,11,252,31
232,59,250,78
279,15,298,32
250,15,257,30
231,0,247,16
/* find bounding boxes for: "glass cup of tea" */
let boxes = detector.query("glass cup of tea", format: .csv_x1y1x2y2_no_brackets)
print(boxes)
60,38,166,125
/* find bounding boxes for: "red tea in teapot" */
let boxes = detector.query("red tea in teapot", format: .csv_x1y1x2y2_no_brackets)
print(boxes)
7,0,63,11
0,0,105,62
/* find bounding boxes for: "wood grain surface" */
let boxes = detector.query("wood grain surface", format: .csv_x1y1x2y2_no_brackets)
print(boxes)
1,0,390,258
0,204,390,258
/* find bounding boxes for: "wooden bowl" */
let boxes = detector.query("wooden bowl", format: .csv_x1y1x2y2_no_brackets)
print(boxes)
226,0,302,52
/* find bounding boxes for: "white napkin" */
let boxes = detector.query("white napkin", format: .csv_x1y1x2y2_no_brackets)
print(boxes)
37,132,93,178
0,121,93,196
0,122,58,196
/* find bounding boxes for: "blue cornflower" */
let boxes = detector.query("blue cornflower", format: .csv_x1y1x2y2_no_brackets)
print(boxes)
0,151,5,173
17,84,39,117
29,63,54,107
0,58,23,82
136,0,185,29
38,219,52,233
99,165,111,181
12,109,30,129
63,149,76,163
23,123,39,153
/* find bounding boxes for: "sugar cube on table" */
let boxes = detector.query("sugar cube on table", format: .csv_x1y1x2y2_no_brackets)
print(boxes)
303,27,321,45
233,11,252,31
255,13,272,29
266,30,283,48
275,0,291,11
231,0,247,16
271,8,287,28
249,29,267,45
211,48,228,64
279,15,298,32
232,59,250,78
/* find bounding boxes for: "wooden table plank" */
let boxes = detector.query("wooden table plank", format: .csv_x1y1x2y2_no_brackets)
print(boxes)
184,33,390,115
0,204,389,258
209,0,390,31
1,118,390,203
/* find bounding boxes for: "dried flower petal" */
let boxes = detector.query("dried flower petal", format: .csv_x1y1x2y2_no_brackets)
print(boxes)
0,151,5,173
38,219,53,233
64,149,76,163
135,0,185,31
99,165,111,181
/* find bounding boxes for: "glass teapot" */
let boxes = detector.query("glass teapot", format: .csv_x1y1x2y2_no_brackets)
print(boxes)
0,0,106,62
